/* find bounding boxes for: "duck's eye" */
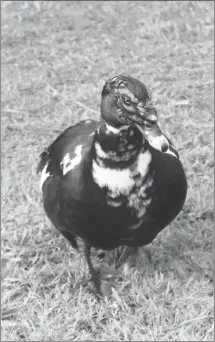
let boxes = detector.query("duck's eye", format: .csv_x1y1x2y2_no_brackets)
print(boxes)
144,122,152,129
144,121,155,129
123,96,131,105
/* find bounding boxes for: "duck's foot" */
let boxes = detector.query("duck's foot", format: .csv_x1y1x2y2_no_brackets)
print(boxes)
82,244,139,298
90,275,116,297
77,270,116,297
96,246,138,268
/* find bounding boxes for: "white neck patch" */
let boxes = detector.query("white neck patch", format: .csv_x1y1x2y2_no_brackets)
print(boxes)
92,145,152,196
92,161,134,195
99,122,129,135
105,123,121,134
94,142,110,159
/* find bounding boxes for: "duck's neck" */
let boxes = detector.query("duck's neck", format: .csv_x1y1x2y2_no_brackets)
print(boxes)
93,120,146,168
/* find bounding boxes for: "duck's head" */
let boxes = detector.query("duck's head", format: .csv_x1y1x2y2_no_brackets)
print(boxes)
101,74,169,152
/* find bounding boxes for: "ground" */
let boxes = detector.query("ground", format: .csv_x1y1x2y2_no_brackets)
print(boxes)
1,1,214,341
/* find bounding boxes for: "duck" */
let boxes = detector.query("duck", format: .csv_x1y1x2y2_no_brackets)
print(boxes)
37,74,187,296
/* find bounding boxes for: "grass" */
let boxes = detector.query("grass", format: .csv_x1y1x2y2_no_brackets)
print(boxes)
1,1,214,340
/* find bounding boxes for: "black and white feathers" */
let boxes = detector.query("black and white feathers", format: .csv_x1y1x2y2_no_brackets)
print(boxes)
37,74,187,294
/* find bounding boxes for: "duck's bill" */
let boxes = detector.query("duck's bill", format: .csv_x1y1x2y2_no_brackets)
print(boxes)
137,121,179,158
142,122,169,151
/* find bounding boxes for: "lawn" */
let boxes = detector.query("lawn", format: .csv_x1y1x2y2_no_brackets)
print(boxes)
1,1,214,341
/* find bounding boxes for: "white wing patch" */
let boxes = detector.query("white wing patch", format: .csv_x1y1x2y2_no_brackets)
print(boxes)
40,163,51,191
60,145,83,175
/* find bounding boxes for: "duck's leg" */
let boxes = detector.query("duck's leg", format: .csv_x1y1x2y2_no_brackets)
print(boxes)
84,243,102,296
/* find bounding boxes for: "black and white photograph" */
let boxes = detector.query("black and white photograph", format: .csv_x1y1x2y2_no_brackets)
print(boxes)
2,1,214,341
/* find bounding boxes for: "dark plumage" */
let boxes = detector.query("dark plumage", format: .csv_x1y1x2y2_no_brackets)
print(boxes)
37,74,187,296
